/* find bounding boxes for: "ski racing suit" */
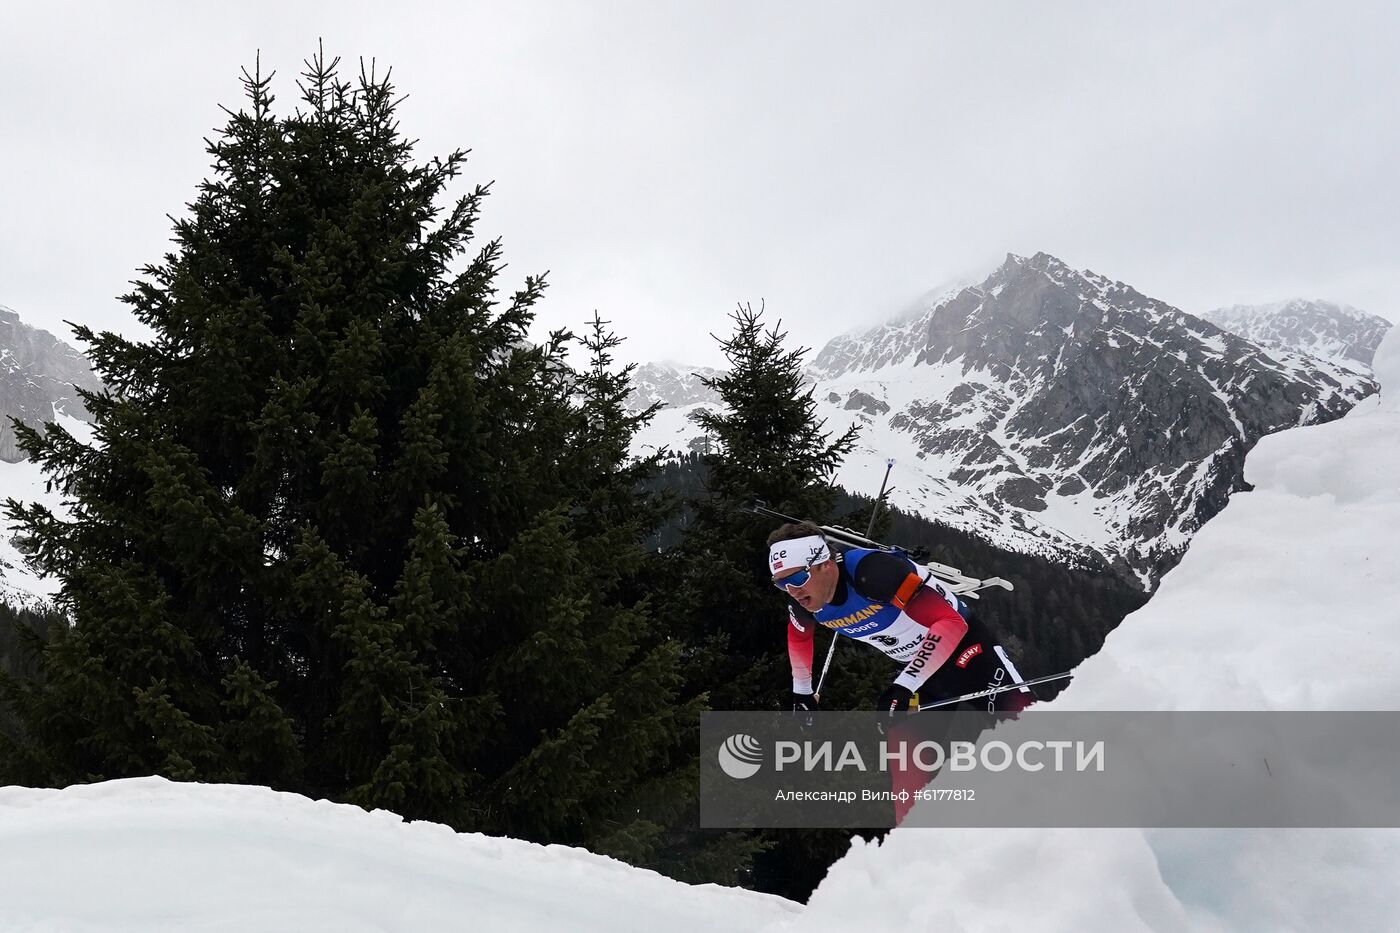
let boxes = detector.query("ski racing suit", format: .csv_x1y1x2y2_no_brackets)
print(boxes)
786,547,1032,714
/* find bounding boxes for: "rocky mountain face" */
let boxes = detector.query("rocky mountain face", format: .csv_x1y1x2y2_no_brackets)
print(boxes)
1200,299,1392,368
0,304,102,462
631,254,1376,588
625,362,719,413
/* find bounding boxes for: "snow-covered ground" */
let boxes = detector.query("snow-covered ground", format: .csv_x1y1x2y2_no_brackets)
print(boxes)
2,332,1397,931
0,778,799,932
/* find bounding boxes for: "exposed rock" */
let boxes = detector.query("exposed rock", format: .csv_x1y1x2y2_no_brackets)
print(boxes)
0,304,102,462
842,391,889,416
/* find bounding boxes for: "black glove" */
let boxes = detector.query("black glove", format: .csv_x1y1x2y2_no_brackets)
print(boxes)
792,692,818,728
876,684,914,716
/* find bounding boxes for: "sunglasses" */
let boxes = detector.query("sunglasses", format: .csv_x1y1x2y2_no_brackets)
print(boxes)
772,563,819,591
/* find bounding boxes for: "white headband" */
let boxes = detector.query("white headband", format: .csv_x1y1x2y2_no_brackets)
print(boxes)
768,535,831,575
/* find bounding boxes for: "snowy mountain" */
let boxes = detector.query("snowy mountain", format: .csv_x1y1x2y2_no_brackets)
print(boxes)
0,454,71,611
633,254,1376,587
1200,298,1392,368
626,362,720,413
5,331,1398,929
0,303,102,610
803,326,1400,933
0,303,101,463
625,362,723,455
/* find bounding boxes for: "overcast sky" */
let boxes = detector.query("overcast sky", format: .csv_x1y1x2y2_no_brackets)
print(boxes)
3,1,1396,367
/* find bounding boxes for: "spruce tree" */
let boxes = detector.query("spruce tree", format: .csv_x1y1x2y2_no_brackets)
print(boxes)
0,50,741,879
670,304,883,901
559,314,766,880
676,303,859,711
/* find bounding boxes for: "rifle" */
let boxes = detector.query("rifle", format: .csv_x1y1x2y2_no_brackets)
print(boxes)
749,500,1014,598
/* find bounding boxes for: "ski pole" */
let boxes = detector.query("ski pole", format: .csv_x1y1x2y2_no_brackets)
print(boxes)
813,628,839,703
915,670,1074,711
815,458,895,701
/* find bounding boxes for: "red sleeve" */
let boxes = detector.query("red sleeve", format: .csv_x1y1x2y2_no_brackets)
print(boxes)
892,585,969,693
787,605,816,694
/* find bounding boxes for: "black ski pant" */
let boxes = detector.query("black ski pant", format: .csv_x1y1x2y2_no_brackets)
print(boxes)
913,606,1034,714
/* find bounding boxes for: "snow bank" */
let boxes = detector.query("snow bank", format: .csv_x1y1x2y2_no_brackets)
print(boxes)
800,327,1400,932
0,777,798,932
1373,322,1400,412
